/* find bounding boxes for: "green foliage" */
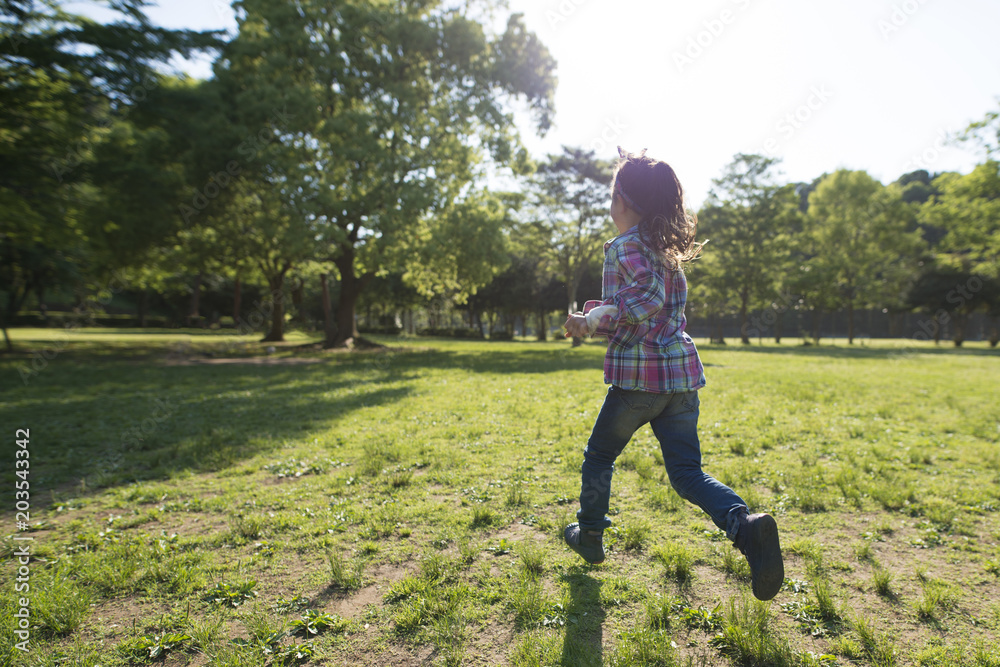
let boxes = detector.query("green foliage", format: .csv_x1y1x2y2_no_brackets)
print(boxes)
710,594,799,666
0,1,220,348
203,580,258,608
699,153,802,342
520,147,616,316
606,628,678,666
872,566,895,598
651,543,696,583
288,610,348,638
921,161,1000,279
850,614,900,666
3,333,1000,663
135,632,193,660
327,550,366,591
799,169,925,343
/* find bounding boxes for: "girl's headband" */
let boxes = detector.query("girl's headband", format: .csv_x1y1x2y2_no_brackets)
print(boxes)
614,179,644,215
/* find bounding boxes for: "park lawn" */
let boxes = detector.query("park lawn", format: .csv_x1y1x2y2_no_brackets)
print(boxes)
1,330,999,667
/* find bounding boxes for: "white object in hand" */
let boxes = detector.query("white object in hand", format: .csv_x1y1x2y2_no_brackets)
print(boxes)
585,305,618,336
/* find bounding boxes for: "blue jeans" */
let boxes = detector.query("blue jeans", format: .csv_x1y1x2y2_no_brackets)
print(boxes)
577,386,746,539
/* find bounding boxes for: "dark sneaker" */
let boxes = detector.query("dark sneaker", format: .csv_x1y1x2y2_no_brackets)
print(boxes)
734,512,784,601
564,523,605,564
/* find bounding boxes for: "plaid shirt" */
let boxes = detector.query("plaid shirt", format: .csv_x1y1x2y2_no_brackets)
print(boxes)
583,226,706,393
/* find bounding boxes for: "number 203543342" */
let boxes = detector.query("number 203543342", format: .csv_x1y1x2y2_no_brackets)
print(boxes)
15,429,30,520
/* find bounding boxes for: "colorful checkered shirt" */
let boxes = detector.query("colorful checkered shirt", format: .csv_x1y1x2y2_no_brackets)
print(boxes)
583,226,706,393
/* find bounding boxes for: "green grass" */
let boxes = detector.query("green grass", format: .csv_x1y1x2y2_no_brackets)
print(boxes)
2,330,1000,665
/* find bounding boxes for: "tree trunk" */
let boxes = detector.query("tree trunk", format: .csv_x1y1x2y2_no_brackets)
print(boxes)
3,283,29,352
989,316,999,348
291,280,305,324
952,312,966,347
36,286,47,326
232,276,242,326
330,249,371,347
189,272,202,327
847,299,855,344
0,305,10,353
739,286,750,344
811,309,822,345
536,309,547,341
774,310,783,344
332,282,359,346
320,273,337,347
261,272,286,343
137,289,148,328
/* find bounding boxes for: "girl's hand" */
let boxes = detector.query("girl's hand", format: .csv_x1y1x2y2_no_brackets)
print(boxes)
564,313,589,338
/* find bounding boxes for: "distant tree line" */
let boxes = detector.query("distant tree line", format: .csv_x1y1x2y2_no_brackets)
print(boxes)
1,0,556,350
2,1,997,351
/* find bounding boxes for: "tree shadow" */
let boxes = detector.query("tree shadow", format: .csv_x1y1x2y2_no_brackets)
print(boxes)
0,353,416,498
559,569,606,667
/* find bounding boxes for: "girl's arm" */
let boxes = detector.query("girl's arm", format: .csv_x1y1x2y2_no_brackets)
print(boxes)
586,240,666,336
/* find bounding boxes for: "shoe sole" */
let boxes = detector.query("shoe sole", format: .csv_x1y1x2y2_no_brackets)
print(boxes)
564,525,605,565
747,514,783,601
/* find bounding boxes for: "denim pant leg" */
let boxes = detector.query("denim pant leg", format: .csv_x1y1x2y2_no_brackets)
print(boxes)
649,391,747,539
577,386,671,531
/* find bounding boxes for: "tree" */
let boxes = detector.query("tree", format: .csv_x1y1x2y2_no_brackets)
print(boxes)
698,154,800,344
0,0,220,349
685,245,739,344
918,161,1000,345
402,191,513,309
215,0,556,347
803,170,924,344
522,147,614,346
958,106,1000,159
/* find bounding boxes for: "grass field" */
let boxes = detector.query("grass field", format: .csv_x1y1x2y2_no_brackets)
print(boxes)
1,329,999,667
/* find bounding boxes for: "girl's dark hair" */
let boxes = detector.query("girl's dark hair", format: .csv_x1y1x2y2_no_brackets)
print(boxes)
611,147,701,269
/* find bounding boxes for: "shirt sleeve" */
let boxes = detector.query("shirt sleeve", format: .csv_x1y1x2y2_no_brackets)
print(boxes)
593,240,666,336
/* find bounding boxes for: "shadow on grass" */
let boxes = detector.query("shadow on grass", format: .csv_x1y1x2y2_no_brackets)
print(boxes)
0,353,415,496
5,331,997,501
560,570,605,667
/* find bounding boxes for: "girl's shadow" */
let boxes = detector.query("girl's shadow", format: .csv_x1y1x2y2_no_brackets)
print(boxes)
560,569,606,667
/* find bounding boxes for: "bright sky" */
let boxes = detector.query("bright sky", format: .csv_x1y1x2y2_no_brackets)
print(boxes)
67,0,1000,208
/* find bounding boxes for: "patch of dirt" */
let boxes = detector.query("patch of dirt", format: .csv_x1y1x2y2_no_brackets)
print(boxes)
490,521,550,544
164,513,231,540
320,561,417,620
329,582,383,619
345,641,436,666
